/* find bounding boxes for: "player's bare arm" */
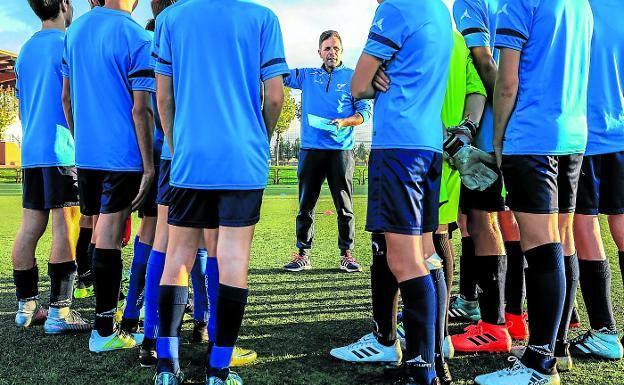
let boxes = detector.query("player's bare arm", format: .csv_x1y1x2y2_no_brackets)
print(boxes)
493,48,520,167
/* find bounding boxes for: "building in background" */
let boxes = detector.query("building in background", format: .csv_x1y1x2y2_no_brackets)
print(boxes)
0,50,17,89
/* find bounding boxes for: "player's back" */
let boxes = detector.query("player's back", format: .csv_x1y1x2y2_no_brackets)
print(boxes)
495,0,593,155
63,7,154,171
368,0,453,151
16,30,74,168
157,0,288,189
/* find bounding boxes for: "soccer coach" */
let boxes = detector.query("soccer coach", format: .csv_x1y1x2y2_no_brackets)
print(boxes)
282,30,372,273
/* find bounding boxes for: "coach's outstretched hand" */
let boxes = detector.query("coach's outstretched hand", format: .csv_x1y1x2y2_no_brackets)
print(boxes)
131,167,155,211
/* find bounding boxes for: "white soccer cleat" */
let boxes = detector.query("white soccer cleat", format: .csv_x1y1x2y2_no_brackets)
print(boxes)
330,333,402,364
474,356,560,385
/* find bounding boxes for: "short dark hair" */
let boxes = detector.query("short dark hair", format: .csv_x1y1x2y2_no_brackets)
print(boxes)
27,0,63,21
319,30,342,47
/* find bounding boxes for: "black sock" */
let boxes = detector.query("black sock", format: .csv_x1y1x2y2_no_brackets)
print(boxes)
207,284,248,370
299,248,310,257
556,254,579,345
13,266,39,300
93,248,123,336
400,276,437,384
522,243,565,371
476,255,507,325
504,241,525,315
431,268,447,363
75,227,93,276
48,261,77,308
156,285,188,374
579,259,616,331
459,237,478,301
88,242,96,272
370,233,398,346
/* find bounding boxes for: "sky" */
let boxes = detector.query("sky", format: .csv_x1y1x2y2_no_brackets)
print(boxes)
0,0,379,68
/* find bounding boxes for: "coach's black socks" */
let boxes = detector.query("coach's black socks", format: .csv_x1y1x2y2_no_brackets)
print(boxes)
75,227,92,276
122,236,151,322
208,284,248,370
476,255,507,325
430,268,447,362
556,253,579,346
504,241,525,315
459,237,478,301
370,233,399,346
579,259,617,332
93,248,123,336
400,275,437,385
156,285,188,374
14,266,39,300
522,243,565,372
48,261,77,308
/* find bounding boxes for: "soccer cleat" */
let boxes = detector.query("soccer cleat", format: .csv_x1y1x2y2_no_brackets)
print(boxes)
340,250,362,273
451,321,512,353
154,370,185,385
73,282,95,299
474,356,560,385
205,369,243,385
510,345,572,373
330,333,402,364
506,312,529,341
569,305,581,329
139,338,157,368
44,308,92,335
283,252,311,272
89,329,138,353
192,321,209,343
436,358,452,385
448,296,481,322
443,336,454,360
570,328,624,360
230,347,258,367
15,298,47,328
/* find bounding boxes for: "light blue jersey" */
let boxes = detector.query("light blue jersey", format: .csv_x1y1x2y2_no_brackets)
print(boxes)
586,0,624,156
495,0,593,155
453,0,499,152
62,7,155,171
284,65,371,150
363,0,453,152
155,0,289,189
16,30,74,168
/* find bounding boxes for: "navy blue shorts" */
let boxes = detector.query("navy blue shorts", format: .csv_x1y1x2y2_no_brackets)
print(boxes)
156,159,173,206
22,166,79,210
167,187,264,229
576,151,624,215
138,157,160,218
366,149,442,235
460,163,505,213
77,169,142,216
501,154,583,214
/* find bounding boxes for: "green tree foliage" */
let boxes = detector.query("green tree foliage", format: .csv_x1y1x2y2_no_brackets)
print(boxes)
354,142,369,163
274,87,298,165
0,86,18,137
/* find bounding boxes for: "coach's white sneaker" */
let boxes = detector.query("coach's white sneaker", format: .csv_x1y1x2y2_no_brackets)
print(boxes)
330,333,401,364
475,357,560,385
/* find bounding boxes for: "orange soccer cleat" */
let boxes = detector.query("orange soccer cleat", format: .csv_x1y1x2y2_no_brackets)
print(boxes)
451,321,512,354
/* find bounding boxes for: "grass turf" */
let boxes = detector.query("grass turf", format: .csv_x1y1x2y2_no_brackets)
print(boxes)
0,187,623,385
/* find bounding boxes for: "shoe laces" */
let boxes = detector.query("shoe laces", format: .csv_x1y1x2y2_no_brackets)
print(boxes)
290,252,308,264
497,356,527,376
463,323,484,336
341,251,357,264
570,330,594,344
66,310,87,323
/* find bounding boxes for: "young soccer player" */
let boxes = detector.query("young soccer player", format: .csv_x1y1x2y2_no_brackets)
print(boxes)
13,0,91,335
62,0,156,352
154,1,288,384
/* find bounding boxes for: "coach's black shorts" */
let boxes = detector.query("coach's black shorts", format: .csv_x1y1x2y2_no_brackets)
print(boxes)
501,154,583,214
460,163,506,213
77,169,142,216
366,149,442,235
138,157,161,218
156,159,173,206
576,151,624,215
167,187,264,229
22,166,79,210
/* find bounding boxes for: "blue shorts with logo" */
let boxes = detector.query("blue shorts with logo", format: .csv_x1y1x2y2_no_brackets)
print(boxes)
366,149,442,235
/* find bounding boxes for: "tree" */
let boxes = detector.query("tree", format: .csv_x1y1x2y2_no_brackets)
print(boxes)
355,142,369,163
293,138,301,159
274,87,298,165
0,86,18,138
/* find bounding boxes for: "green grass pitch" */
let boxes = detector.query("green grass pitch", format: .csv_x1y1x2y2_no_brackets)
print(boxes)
0,186,623,384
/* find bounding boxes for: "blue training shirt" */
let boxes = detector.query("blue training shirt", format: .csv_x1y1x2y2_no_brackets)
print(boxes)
284,65,371,150
586,0,624,156
16,29,74,168
155,0,289,190
363,0,453,152
494,0,593,156
453,0,499,152
62,7,155,171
